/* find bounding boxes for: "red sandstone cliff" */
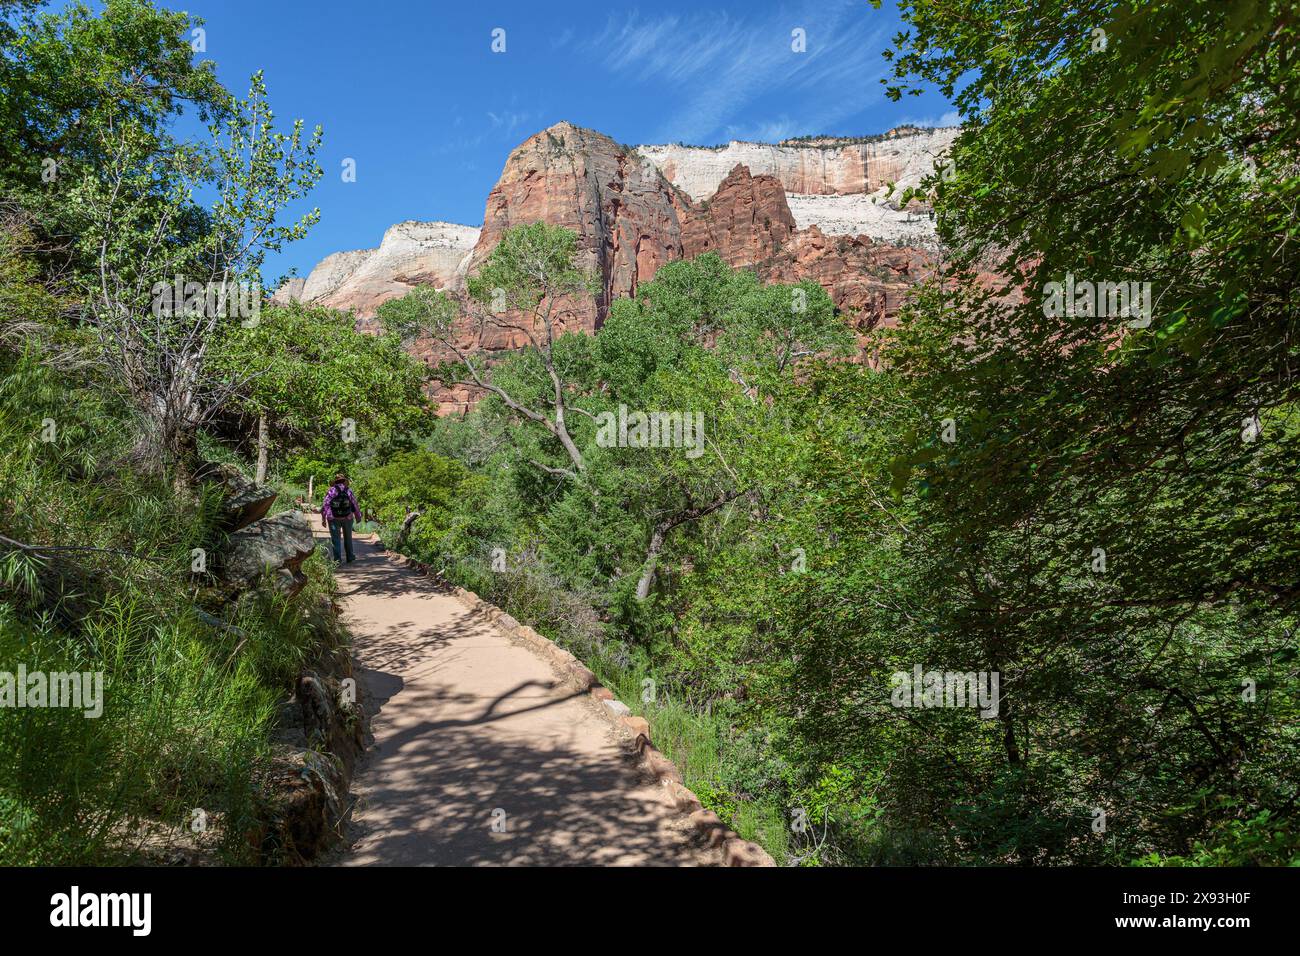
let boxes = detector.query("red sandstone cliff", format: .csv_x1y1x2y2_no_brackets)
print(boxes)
281,121,953,412
464,122,685,334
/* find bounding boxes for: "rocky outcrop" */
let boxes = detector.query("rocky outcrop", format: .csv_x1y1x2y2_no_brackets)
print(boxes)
784,192,940,243
463,121,685,333
258,596,363,864
223,510,317,597
301,248,375,303
276,122,960,413
261,646,363,864
270,276,306,307
199,461,278,533
197,464,319,599
755,226,936,357
399,122,693,413
681,164,795,268
280,122,953,327
278,222,479,316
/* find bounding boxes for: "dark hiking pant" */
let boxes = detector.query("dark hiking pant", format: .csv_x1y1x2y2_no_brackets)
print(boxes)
328,518,355,562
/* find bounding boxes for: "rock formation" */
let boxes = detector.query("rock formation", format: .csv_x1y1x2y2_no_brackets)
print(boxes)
755,226,936,358
200,462,318,598
206,461,278,532
464,121,686,333
635,126,957,201
638,126,954,243
276,221,479,316
681,164,795,267
223,510,317,598
275,121,960,412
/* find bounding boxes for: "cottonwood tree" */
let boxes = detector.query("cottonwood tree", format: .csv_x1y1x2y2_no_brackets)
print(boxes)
763,0,1300,862
73,69,321,475
208,301,427,484
377,223,596,477
0,0,227,247
586,255,849,603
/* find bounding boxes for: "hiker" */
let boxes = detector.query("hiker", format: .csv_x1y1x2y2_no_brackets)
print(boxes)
321,472,360,564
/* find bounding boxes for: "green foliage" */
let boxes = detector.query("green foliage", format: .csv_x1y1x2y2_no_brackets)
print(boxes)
8,0,1297,870
209,301,429,474
0,0,227,232
0,208,345,863
464,221,594,315
354,449,469,550
836,0,1300,863
0,349,349,864
1,0,324,468
1134,810,1300,867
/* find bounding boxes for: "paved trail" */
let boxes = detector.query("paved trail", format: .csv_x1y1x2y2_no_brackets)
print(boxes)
325,533,712,866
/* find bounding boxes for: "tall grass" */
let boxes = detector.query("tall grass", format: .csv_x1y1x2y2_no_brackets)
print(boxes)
0,353,345,864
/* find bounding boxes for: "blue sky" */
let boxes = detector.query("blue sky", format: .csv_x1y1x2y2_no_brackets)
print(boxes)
177,0,956,282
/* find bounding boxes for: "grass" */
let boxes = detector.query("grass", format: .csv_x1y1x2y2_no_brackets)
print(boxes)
0,353,349,864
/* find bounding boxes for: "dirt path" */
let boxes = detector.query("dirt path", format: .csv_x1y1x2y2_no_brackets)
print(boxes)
323,532,714,866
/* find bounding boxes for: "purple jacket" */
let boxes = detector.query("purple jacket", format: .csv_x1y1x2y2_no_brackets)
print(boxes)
322,484,360,522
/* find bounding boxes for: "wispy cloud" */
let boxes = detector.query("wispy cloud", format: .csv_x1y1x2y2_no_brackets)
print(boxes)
433,107,540,157
722,116,800,143
575,1,894,143
896,110,962,129
487,109,538,135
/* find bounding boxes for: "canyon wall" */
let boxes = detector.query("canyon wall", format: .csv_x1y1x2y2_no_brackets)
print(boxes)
276,121,956,412
635,126,957,201
463,122,686,338
274,221,479,316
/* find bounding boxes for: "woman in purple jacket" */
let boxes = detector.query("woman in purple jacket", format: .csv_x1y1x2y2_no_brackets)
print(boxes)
321,472,361,564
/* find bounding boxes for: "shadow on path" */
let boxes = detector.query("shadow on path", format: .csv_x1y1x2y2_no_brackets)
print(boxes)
323,532,710,866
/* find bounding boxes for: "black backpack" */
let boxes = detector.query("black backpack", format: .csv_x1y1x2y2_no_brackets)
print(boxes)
328,487,354,520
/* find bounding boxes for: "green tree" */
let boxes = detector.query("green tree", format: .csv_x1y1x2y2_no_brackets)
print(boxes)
379,222,596,476
74,68,322,472
208,301,428,484
777,0,1300,862
355,450,469,549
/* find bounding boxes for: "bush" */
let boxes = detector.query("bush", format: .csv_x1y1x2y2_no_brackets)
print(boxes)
0,352,346,864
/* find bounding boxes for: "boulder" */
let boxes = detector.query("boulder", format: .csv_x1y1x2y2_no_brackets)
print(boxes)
221,510,316,589
276,567,309,600
199,461,278,533
603,698,631,718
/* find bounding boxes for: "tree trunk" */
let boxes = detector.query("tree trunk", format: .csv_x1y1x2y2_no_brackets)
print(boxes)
635,523,669,601
634,491,743,601
395,510,422,549
553,410,586,474
254,413,269,486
